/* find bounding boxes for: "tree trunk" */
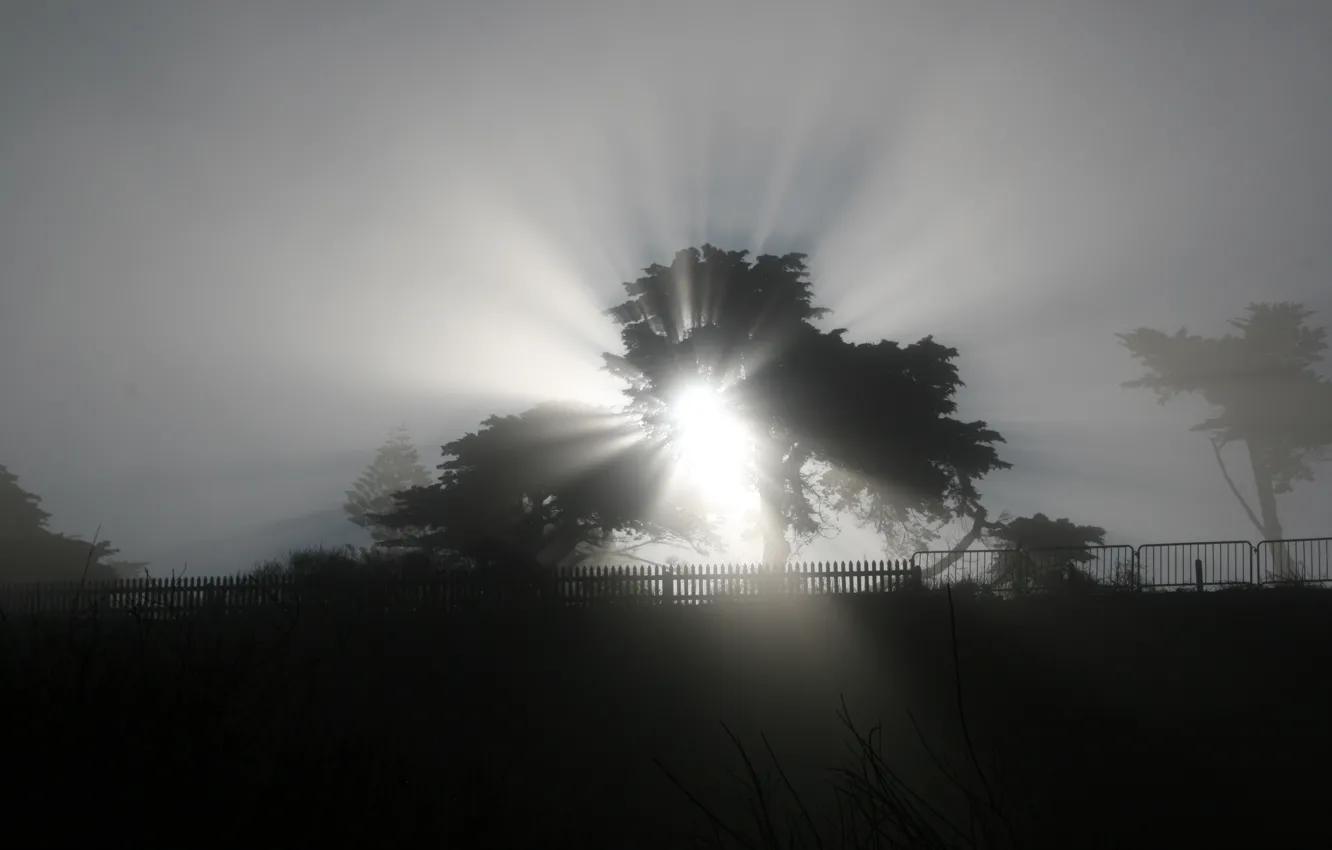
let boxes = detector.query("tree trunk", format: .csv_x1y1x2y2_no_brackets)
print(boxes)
756,438,792,571
1246,441,1298,580
760,514,791,568
1245,441,1285,541
757,480,791,569
538,521,590,570
920,508,991,581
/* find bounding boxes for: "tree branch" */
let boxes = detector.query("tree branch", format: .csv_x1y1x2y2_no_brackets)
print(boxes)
1210,437,1265,537
595,550,671,568
920,508,996,581
577,533,689,568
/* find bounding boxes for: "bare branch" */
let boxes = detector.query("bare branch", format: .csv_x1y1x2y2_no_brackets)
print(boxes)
919,508,1000,581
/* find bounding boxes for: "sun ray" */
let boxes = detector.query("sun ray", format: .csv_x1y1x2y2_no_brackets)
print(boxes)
668,383,754,513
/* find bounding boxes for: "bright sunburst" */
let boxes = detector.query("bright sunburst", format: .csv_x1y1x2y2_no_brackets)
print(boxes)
669,384,754,511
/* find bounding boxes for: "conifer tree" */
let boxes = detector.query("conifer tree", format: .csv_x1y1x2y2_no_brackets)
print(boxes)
1121,302,1332,579
344,425,433,545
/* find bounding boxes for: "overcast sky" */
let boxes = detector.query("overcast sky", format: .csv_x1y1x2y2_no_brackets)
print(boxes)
3,0,1331,573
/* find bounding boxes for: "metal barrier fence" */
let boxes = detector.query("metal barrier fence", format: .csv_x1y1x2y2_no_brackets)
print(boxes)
911,537,1331,593
1134,541,1255,589
1254,538,1331,585
914,546,1138,590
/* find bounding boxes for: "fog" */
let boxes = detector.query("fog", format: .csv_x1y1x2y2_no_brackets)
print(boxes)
3,0,1331,574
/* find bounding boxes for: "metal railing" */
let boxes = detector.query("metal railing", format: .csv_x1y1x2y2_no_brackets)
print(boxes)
910,537,1331,593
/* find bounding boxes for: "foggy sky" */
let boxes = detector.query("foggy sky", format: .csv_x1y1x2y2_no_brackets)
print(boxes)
3,0,1331,573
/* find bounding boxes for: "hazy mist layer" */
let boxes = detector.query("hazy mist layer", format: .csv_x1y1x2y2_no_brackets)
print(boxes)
3,0,1331,573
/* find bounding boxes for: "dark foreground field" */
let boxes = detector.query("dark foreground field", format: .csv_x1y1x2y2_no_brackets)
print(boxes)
3,585,1330,848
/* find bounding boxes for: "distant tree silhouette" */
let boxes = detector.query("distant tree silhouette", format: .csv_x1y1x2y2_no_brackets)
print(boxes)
343,424,433,546
376,402,718,571
982,512,1108,592
102,558,151,580
0,463,132,582
1120,303,1332,577
0,463,55,536
604,245,1009,567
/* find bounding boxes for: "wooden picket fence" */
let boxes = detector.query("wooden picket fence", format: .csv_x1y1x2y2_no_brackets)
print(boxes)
0,560,922,617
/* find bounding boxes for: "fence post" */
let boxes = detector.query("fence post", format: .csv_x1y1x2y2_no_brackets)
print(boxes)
662,568,674,605
1194,558,1204,592
910,564,922,589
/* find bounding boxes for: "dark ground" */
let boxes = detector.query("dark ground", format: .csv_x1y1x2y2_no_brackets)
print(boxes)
3,586,1330,848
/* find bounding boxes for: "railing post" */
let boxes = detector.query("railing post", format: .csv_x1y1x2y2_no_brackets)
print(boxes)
910,564,922,589
1194,558,1204,592
662,567,674,605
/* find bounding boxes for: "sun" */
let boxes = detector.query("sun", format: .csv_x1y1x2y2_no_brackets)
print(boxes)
669,384,754,510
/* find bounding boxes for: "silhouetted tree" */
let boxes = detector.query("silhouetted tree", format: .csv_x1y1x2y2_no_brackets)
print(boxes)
344,424,433,546
982,513,1108,592
0,463,51,537
1120,303,1332,578
0,463,130,582
102,558,151,580
604,245,1009,567
377,402,718,571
